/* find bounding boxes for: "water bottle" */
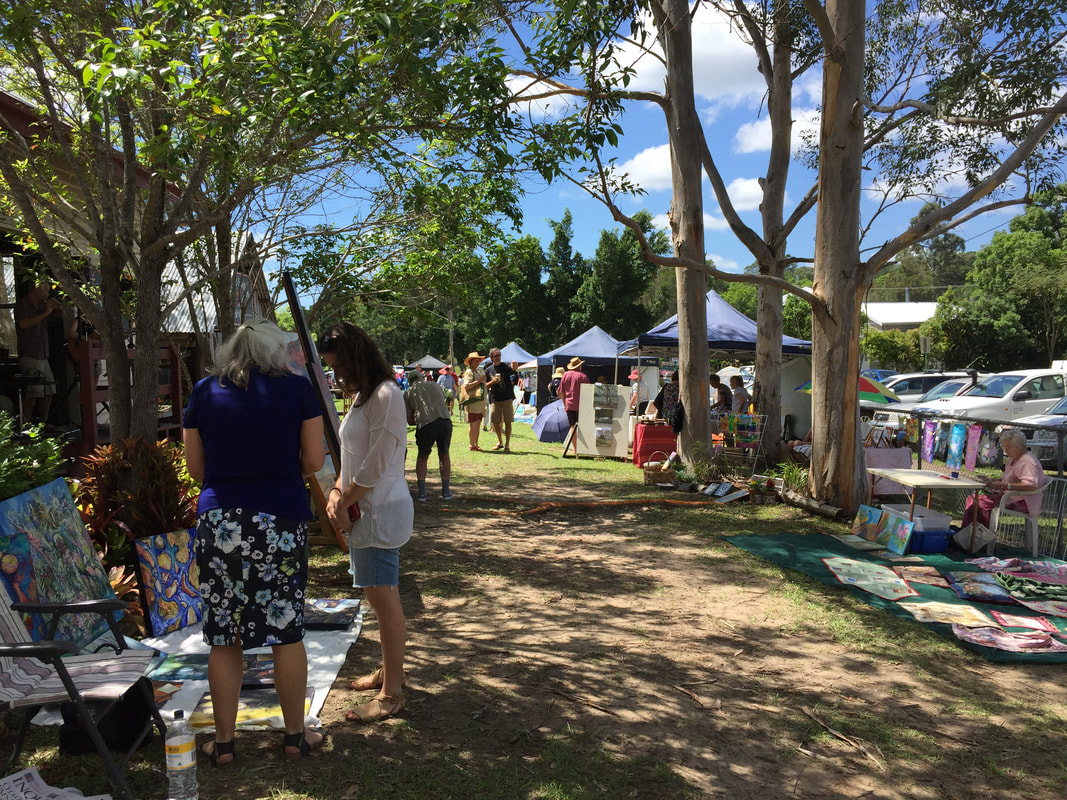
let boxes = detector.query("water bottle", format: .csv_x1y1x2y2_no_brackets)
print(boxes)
164,710,198,800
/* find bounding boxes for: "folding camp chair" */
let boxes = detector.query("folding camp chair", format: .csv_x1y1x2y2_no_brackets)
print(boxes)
0,593,165,800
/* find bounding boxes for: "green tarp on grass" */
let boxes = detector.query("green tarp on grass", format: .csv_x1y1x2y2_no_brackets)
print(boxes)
722,532,1067,663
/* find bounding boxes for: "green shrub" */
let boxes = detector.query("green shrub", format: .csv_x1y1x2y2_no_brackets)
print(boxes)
0,412,67,502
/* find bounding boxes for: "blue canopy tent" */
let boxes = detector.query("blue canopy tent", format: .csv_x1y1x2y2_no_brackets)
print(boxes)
479,341,537,368
618,290,812,356
533,326,656,411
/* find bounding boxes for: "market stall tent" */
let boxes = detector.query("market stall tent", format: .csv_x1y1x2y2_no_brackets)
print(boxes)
618,290,812,356
406,354,449,371
533,325,656,411
618,290,813,431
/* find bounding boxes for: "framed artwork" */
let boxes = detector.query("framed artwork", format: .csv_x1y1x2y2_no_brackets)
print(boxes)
135,528,202,637
0,479,114,648
850,505,882,540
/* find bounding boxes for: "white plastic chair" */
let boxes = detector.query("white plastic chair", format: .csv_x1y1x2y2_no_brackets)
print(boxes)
986,486,1044,557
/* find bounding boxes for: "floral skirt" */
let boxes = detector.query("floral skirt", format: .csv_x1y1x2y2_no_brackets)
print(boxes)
194,507,308,649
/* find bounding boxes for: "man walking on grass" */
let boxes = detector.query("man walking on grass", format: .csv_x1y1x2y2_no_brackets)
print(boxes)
405,370,454,501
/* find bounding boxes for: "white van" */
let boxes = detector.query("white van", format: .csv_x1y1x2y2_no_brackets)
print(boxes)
911,368,1067,423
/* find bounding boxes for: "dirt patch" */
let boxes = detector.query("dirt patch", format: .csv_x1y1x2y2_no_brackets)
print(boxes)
312,497,1067,799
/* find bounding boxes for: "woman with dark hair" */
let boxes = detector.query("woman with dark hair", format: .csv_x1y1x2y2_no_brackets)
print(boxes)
183,318,326,763
318,322,413,723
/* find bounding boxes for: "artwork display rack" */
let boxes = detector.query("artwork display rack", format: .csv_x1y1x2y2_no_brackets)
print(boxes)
713,413,768,474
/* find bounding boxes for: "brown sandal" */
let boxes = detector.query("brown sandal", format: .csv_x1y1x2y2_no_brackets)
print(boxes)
349,667,408,692
345,693,406,723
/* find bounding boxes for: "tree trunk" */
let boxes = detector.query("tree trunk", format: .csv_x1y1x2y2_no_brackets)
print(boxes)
755,282,783,462
659,0,710,460
131,255,165,441
809,0,867,512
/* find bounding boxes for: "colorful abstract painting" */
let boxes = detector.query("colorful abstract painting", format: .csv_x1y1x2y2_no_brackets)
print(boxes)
883,512,916,556
135,528,202,636
964,424,983,472
921,420,937,463
0,532,41,638
945,423,967,474
0,479,114,648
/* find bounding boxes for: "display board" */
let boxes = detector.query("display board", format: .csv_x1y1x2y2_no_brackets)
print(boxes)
576,383,629,458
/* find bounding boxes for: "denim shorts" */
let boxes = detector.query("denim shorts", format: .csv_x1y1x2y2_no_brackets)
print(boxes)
350,546,400,588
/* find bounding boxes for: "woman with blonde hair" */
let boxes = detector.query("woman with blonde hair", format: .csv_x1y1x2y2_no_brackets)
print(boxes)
461,351,487,451
183,318,326,763
319,322,413,723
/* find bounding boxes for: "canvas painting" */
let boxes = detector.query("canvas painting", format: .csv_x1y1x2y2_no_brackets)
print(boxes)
883,513,915,555
964,424,983,472
304,598,361,630
921,420,937,463
904,417,920,444
0,532,41,639
135,528,202,636
850,505,882,541
0,478,114,648
945,423,967,474
190,686,313,729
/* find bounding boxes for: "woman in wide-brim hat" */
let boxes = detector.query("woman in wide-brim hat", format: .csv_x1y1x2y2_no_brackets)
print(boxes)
461,351,487,450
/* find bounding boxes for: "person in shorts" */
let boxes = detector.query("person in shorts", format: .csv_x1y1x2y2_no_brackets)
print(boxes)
405,370,454,501
484,347,518,451
14,281,62,426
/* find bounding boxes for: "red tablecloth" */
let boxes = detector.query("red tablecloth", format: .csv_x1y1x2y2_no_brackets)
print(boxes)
632,423,677,465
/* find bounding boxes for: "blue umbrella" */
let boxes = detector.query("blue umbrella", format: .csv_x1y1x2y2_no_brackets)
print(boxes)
531,399,571,443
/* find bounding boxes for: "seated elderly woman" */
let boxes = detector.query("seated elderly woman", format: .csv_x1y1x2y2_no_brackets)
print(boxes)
962,428,1044,529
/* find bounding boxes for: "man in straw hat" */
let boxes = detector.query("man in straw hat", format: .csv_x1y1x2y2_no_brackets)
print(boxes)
557,357,590,458
548,366,565,400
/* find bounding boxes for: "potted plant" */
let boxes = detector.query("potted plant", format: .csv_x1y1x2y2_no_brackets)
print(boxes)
71,437,200,636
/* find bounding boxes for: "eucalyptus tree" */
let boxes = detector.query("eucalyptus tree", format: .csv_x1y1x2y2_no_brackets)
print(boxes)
0,0,515,441
503,0,1067,508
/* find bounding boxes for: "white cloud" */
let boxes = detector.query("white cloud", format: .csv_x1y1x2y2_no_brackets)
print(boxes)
617,9,765,106
707,253,742,273
733,107,821,154
617,144,674,192
723,178,764,212
651,211,730,236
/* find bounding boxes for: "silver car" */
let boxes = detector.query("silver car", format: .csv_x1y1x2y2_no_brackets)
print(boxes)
1014,394,1067,467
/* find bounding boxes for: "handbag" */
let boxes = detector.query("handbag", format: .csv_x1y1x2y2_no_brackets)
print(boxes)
459,383,484,408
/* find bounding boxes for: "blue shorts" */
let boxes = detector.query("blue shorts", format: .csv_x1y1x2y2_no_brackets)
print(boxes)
350,546,400,588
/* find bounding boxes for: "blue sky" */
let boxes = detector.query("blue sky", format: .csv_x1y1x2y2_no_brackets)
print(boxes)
509,9,1014,274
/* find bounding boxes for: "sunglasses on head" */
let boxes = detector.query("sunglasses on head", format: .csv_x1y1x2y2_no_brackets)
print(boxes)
319,335,339,354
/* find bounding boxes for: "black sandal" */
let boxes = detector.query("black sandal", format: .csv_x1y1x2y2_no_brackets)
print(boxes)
282,728,325,760
202,738,236,767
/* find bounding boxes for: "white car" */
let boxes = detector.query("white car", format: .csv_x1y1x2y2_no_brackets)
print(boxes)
911,369,1067,423
870,375,985,428
1014,395,1067,466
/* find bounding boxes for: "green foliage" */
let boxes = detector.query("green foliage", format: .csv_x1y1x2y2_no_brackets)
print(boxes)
0,413,67,502
862,328,922,372
72,438,199,570
571,210,669,338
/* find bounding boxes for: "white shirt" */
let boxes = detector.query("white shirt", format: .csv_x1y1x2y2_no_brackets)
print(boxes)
339,379,413,550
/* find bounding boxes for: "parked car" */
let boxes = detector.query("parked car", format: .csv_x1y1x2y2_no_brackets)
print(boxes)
859,370,982,420
1013,395,1067,466
911,368,1067,423
870,375,985,428
860,368,898,382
